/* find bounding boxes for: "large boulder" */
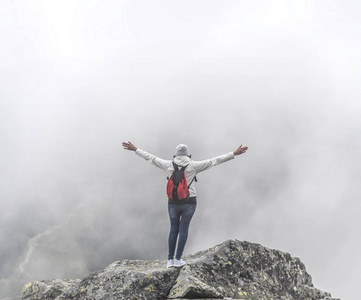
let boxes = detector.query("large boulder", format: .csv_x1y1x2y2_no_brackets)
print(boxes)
22,239,340,300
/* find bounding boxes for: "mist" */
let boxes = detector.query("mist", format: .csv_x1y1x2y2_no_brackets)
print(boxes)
1,1,361,299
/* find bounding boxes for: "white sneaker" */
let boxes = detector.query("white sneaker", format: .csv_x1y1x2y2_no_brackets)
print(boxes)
166,260,174,268
173,259,186,267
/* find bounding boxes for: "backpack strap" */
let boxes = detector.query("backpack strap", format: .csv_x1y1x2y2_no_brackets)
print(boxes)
187,176,196,189
167,162,177,180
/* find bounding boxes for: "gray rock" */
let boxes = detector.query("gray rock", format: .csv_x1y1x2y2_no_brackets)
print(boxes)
22,279,80,299
22,239,340,300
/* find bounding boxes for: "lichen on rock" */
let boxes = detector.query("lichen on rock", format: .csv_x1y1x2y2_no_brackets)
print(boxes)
22,239,340,300
22,279,80,300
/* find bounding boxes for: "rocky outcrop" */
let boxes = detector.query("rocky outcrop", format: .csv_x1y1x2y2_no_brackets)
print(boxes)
22,239,339,300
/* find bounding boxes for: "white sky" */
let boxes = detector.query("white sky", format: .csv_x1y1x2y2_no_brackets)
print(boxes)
1,1,361,299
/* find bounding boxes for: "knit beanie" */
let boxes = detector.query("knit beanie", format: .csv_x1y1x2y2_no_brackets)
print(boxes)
175,144,189,156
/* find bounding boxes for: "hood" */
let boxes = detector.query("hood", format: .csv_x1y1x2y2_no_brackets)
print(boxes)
173,155,191,167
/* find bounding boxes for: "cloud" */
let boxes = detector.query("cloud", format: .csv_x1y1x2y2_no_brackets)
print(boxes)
1,1,360,299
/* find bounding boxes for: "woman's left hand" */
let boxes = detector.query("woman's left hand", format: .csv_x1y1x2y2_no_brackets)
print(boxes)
122,141,137,152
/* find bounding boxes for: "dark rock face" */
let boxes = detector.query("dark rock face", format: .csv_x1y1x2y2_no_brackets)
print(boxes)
22,240,339,300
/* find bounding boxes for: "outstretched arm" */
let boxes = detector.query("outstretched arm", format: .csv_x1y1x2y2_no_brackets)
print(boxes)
233,145,248,156
122,141,171,171
122,141,137,152
192,144,248,173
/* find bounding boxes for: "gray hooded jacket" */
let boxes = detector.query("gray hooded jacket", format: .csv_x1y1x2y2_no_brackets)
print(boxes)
135,148,235,198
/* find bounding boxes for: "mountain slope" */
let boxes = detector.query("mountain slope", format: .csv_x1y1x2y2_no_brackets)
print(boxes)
22,239,339,300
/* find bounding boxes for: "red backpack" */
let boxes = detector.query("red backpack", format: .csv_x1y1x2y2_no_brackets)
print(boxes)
167,162,196,201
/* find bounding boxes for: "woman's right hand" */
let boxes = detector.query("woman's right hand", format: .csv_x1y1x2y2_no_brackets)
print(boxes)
233,145,248,156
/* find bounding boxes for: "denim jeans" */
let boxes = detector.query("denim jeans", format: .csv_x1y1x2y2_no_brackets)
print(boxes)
168,203,197,260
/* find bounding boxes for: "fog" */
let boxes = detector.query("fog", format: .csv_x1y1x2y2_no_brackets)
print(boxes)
1,1,360,299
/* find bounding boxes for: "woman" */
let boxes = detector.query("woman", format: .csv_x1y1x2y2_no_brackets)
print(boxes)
122,141,248,268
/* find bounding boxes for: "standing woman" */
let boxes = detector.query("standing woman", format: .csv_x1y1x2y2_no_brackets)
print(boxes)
122,141,248,268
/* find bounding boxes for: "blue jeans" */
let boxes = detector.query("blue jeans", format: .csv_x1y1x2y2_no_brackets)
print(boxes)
168,203,197,260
